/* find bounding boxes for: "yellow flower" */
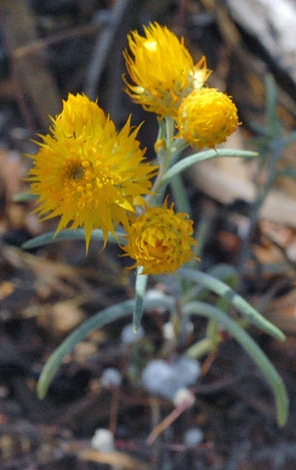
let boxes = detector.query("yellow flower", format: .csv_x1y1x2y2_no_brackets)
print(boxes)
122,200,198,275
176,88,239,149
54,92,107,138
123,22,210,117
27,93,158,251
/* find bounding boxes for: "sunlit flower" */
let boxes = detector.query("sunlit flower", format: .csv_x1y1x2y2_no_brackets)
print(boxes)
123,22,210,117
176,88,239,149
54,92,107,138
122,200,198,275
27,93,158,251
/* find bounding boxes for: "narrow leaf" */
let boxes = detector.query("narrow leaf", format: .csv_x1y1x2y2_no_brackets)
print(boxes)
133,267,148,332
13,192,37,202
161,149,258,185
181,268,285,341
22,229,126,249
184,301,288,427
170,174,191,215
265,74,281,136
37,296,174,399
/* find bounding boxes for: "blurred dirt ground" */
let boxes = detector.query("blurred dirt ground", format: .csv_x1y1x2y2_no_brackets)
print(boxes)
1,1,296,469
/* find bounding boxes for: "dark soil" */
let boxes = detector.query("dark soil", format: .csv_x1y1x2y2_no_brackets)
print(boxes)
1,1,296,469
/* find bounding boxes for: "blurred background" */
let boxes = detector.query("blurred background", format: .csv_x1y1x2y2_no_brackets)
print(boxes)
1,0,296,468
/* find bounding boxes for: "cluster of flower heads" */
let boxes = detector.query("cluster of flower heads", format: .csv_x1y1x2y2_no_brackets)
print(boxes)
123,22,210,118
28,93,197,274
27,22,240,275
124,22,239,148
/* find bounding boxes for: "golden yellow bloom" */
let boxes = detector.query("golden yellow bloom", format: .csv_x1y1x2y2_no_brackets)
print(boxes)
27,93,157,250
54,92,107,138
122,200,198,275
176,88,239,149
123,22,210,117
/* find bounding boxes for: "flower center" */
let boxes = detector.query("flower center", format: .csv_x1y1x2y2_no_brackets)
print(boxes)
69,165,85,181
62,158,94,195
61,156,122,210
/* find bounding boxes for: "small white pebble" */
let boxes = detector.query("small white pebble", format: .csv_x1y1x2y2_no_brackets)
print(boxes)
145,289,167,313
142,359,174,398
100,368,122,389
173,388,195,407
184,427,204,448
164,320,194,341
185,320,194,335
172,357,201,386
121,323,144,344
142,356,201,400
163,322,175,340
91,429,114,452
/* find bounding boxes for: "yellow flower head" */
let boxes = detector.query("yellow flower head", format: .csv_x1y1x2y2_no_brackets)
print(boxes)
27,93,158,250
176,88,239,149
122,200,198,275
123,22,210,117
54,92,107,138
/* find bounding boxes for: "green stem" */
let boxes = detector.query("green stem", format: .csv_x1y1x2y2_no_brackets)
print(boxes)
207,318,219,343
187,337,215,358
170,173,191,214
146,117,183,206
165,115,175,148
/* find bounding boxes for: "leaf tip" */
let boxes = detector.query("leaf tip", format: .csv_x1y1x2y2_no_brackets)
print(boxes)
36,380,46,400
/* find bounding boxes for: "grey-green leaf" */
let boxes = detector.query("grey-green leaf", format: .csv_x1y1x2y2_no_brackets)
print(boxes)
37,296,174,399
133,267,148,332
181,268,285,341
22,229,126,249
184,300,288,427
161,149,258,185
13,192,37,202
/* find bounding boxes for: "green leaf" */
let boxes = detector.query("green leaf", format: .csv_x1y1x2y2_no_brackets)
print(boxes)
191,213,218,260
22,229,126,249
37,296,175,399
276,166,296,181
181,268,285,341
161,149,258,185
265,74,281,136
13,192,37,202
133,267,148,332
184,300,289,427
170,174,191,215
181,263,238,304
